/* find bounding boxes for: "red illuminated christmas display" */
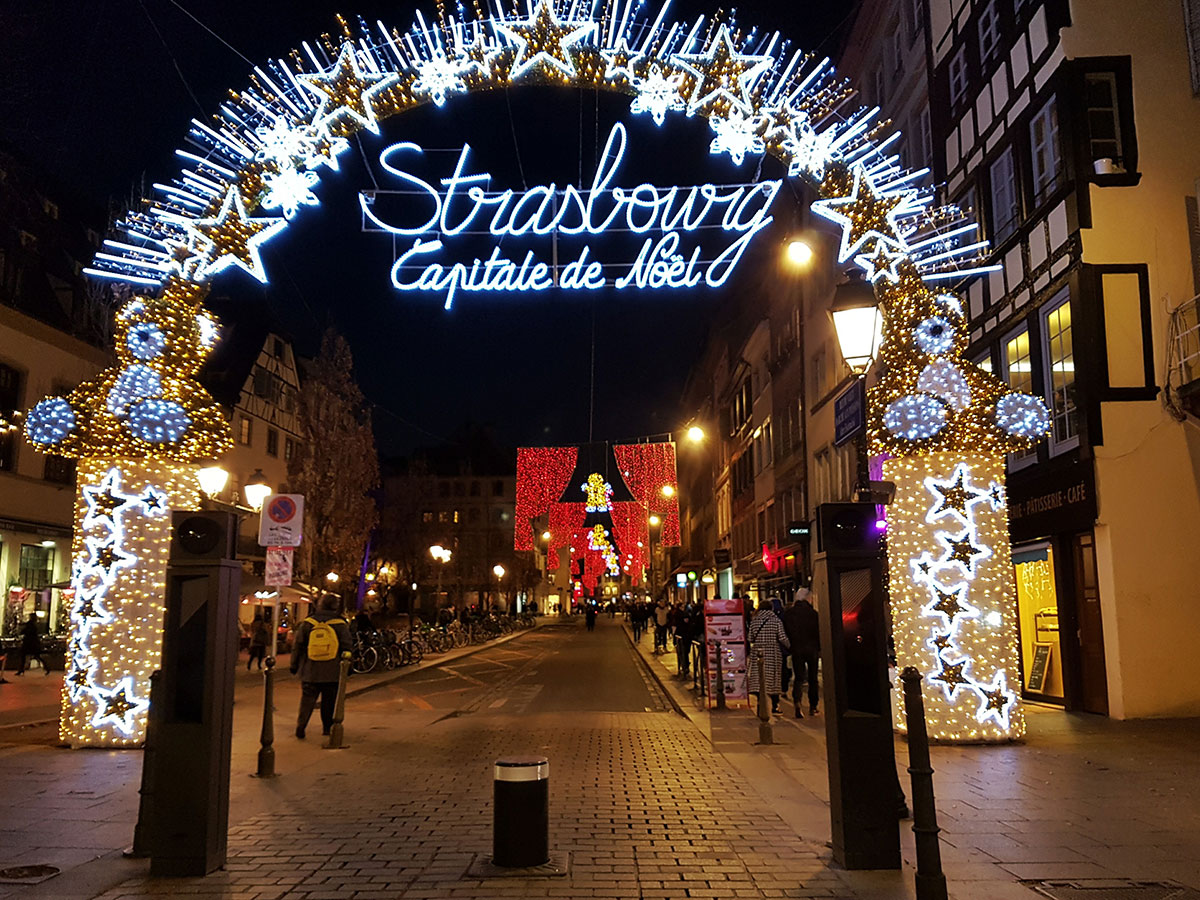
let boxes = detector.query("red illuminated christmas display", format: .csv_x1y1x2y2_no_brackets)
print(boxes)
516,442,680,591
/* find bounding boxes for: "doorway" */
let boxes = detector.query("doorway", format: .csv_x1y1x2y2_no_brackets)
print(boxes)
1013,542,1065,703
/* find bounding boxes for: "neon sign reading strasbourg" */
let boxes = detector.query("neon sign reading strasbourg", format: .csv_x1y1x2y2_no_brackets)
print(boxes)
359,123,782,309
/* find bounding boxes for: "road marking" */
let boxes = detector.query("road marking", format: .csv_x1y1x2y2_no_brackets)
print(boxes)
489,699,508,709
408,696,433,710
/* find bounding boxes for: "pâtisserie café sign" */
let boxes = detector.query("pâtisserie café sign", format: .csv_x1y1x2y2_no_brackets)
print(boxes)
359,123,782,309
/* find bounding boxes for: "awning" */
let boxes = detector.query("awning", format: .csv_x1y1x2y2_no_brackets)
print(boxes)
237,572,319,604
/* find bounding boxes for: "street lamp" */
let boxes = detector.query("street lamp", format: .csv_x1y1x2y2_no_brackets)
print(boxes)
647,514,662,602
541,531,551,542
243,469,272,512
196,464,230,499
493,564,506,578
829,271,884,376
430,544,451,608
685,425,705,444
660,484,675,498
325,571,339,584
786,238,814,268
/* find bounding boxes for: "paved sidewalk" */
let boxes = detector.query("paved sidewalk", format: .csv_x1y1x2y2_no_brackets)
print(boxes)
627,624,1200,899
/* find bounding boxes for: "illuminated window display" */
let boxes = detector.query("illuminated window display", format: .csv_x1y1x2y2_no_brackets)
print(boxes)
1013,543,1064,701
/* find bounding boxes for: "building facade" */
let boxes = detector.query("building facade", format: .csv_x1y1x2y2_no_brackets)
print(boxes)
924,0,1200,717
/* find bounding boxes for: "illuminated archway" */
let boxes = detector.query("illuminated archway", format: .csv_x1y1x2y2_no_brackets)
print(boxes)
23,0,1050,746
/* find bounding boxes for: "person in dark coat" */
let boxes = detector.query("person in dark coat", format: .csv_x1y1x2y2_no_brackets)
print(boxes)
290,594,352,739
247,615,268,670
675,602,695,677
585,602,597,631
782,587,821,717
16,614,47,675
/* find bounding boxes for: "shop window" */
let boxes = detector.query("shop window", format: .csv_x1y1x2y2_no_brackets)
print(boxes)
948,46,969,107
237,415,252,446
1041,292,1079,453
1013,543,1065,701
1003,327,1037,469
1029,96,1062,203
18,544,55,590
266,428,279,457
977,1,1000,63
989,146,1020,242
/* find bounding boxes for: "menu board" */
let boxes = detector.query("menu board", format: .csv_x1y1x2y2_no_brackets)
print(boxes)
703,598,747,703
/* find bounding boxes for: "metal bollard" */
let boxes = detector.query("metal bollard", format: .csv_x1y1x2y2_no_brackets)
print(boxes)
755,649,773,745
253,657,277,778
127,670,162,857
325,654,351,750
493,756,549,867
714,639,727,710
900,667,948,900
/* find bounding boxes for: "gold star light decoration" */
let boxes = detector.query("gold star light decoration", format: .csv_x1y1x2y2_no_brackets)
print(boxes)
59,1,1054,748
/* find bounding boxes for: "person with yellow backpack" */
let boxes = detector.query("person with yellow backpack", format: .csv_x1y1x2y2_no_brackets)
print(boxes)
290,593,352,739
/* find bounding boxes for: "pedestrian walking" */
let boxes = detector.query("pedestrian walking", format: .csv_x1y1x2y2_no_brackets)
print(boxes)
675,602,695,677
782,587,820,718
247,615,268,670
290,594,351,739
747,597,790,713
653,598,669,653
631,602,645,641
585,603,597,632
16,614,48,675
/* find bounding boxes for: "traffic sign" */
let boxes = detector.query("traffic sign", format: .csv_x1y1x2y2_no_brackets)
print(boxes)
258,493,304,547
264,547,294,587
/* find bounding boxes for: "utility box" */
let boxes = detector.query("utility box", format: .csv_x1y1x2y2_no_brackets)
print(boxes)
149,511,240,877
815,502,900,871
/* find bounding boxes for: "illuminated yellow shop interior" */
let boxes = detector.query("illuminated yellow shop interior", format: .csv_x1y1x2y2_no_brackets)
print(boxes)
1013,543,1064,701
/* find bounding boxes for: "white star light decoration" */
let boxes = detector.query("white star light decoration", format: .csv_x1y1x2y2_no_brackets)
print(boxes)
496,0,597,81
261,166,321,219
909,463,1017,722
708,110,765,166
412,52,472,106
89,675,151,736
855,241,907,283
671,25,772,116
629,66,685,126
186,187,287,283
299,43,401,135
811,164,922,264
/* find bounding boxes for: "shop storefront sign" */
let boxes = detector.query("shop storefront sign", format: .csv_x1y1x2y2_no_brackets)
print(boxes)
1007,462,1097,541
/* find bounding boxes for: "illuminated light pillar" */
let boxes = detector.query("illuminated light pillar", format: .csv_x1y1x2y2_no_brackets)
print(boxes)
884,452,1023,743
63,460,199,747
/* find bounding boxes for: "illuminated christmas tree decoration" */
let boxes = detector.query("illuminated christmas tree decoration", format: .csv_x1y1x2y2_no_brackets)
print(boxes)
708,110,765,165
582,473,615,512
886,453,1025,742
497,0,596,81
186,187,287,284
298,42,402,135
671,24,772,117
629,65,686,126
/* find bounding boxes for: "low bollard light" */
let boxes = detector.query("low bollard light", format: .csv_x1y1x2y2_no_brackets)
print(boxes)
325,653,351,750
755,649,773,745
493,756,550,868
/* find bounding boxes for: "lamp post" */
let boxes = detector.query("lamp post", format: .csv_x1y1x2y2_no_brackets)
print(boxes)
242,469,272,512
647,514,661,602
829,272,885,496
492,564,505,612
430,545,451,611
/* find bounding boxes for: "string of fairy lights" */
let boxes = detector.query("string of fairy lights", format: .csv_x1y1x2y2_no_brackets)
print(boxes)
20,0,1051,744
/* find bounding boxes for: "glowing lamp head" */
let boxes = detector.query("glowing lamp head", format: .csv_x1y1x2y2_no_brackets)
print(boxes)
829,272,884,376
541,530,552,541
242,469,272,511
786,238,814,268
196,465,230,498
661,484,675,498
686,425,705,443
493,564,506,579
649,514,661,527
325,571,339,583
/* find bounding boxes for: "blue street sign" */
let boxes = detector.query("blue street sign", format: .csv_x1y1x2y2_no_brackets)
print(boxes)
834,380,866,447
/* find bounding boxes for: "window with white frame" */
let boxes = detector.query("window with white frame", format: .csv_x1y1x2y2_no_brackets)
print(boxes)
949,46,969,106
989,146,1020,241
977,1,1000,63
1042,292,1079,451
973,350,994,375
1030,96,1062,202
1003,327,1037,467
1084,72,1124,169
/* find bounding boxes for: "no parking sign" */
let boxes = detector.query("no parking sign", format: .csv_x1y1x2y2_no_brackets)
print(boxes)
257,493,304,547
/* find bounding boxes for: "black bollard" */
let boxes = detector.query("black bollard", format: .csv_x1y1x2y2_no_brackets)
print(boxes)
325,654,351,750
253,657,277,778
755,649,773,745
900,667,948,900
127,670,163,857
713,639,728,709
493,756,550,867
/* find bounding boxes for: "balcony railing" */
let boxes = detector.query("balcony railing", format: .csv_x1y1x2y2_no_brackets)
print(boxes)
1167,293,1200,415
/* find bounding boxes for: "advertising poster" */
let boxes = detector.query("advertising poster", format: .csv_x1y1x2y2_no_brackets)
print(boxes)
702,597,747,704
705,614,744,643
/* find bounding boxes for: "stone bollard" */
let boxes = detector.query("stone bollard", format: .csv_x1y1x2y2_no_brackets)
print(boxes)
325,654,351,750
714,639,727,710
253,657,277,778
901,667,948,900
493,756,549,867
756,649,773,745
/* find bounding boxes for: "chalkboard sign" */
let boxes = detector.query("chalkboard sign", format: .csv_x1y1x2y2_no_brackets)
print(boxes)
1027,643,1052,693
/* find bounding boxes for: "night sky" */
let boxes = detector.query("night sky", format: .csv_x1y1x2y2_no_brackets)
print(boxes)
1,1,848,455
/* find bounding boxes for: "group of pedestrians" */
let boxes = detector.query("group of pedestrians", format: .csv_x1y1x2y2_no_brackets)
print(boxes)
747,588,820,718
627,598,704,677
